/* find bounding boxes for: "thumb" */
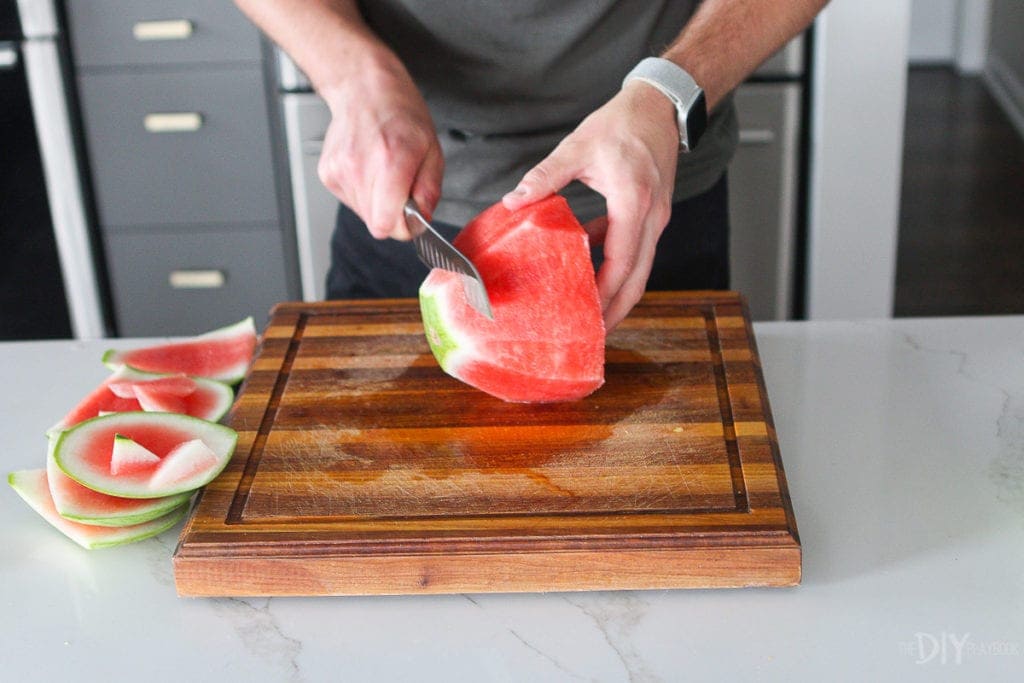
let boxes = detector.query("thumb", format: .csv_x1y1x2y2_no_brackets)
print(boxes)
502,150,579,211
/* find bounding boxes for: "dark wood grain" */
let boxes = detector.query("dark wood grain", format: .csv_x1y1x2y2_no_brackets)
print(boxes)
173,292,800,595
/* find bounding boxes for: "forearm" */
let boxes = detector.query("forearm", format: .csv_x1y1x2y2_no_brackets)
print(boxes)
663,0,827,110
233,0,403,110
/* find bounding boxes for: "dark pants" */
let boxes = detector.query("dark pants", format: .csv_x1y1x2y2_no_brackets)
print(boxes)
326,174,729,299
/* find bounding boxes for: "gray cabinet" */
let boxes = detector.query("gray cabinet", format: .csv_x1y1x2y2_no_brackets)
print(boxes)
67,0,295,336
105,229,289,336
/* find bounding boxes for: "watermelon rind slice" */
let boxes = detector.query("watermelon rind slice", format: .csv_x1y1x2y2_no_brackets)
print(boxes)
9,469,188,549
47,365,234,437
45,443,192,527
52,412,237,499
102,317,257,384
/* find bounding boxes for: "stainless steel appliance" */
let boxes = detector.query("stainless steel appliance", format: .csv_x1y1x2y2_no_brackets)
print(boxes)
280,37,808,320
729,37,808,320
2,0,107,339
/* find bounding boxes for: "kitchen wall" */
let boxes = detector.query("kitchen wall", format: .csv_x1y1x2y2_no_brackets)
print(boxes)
907,0,991,72
985,0,1024,138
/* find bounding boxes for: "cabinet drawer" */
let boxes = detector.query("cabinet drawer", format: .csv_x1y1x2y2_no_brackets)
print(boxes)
78,68,279,227
105,229,289,336
66,0,261,68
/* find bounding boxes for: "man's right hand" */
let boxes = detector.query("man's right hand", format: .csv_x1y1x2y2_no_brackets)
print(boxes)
317,58,443,242
234,0,442,241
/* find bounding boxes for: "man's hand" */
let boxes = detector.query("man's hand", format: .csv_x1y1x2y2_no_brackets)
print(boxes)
234,0,442,241
502,83,680,330
317,60,443,241
502,0,826,329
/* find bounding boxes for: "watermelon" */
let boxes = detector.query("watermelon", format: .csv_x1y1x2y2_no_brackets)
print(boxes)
45,443,191,527
48,365,234,436
52,412,237,498
419,195,605,402
8,469,188,549
102,317,257,384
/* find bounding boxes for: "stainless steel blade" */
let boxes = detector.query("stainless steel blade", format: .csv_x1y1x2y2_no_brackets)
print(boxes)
404,199,494,320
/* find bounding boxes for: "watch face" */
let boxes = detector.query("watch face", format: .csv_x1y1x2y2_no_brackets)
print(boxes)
685,91,708,152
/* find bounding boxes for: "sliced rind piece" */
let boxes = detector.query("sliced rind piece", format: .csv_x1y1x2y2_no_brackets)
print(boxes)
9,469,188,549
48,365,234,436
110,433,161,475
102,317,257,384
53,412,237,498
150,439,218,490
45,444,191,527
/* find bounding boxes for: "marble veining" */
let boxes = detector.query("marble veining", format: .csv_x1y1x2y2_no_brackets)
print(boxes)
212,597,304,682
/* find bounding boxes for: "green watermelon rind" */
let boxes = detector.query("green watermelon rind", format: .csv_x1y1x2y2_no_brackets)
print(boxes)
45,366,235,439
101,317,256,385
52,412,238,499
8,470,189,550
45,442,193,527
58,492,191,528
419,290,459,370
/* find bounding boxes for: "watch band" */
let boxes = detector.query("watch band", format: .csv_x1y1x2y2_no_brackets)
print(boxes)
622,57,707,152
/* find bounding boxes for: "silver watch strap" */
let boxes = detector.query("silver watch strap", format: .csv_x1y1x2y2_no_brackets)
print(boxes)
622,57,706,152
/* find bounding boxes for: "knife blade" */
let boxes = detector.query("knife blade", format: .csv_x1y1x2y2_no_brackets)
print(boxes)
404,199,494,320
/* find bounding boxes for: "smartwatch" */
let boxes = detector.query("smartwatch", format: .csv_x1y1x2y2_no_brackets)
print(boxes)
622,57,707,153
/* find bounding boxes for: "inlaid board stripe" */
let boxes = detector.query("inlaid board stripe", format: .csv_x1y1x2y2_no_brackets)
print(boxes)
241,469,738,520
226,313,307,524
257,421,731,442
278,348,721,371
186,505,792,535
705,305,749,513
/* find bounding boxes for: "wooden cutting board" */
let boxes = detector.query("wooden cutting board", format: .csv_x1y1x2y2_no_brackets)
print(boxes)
173,292,800,596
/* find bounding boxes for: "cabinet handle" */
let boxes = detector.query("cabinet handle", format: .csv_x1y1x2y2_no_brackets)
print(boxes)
0,43,17,70
133,19,194,41
739,129,776,146
144,112,203,133
169,269,226,289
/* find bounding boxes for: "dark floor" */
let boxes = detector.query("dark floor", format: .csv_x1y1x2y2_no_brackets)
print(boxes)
894,66,1024,317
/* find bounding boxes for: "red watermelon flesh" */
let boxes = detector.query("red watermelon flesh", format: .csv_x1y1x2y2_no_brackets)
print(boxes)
45,446,191,527
108,373,196,398
52,412,237,498
419,195,605,402
48,367,233,436
102,317,257,384
8,469,188,549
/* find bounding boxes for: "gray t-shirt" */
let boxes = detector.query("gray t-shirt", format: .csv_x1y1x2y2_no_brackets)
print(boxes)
359,0,738,225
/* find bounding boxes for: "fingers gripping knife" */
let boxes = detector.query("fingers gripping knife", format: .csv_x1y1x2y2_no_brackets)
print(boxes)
404,199,494,320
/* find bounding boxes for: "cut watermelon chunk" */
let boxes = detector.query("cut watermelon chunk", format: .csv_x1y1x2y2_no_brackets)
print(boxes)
419,195,605,402
150,439,219,490
45,444,191,527
108,373,196,398
52,412,237,498
102,317,257,384
110,434,161,475
48,366,234,436
8,469,188,549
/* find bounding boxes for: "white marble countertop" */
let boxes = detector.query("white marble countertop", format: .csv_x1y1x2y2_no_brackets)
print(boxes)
2,317,1023,681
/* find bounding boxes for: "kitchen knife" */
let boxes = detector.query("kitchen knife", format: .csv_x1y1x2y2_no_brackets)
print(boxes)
404,199,494,320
